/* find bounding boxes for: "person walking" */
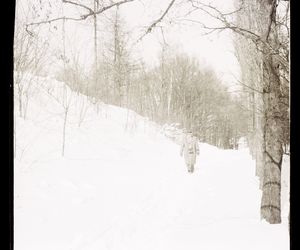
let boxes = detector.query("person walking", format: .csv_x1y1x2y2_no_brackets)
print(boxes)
180,131,199,173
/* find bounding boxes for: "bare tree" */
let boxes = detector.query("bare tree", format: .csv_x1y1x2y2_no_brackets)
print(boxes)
14,1,50,119
185,0,289,223
44,81,74,156
230,0,289,224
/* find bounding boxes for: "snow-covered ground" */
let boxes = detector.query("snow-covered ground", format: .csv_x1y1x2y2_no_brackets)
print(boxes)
14,76,290,250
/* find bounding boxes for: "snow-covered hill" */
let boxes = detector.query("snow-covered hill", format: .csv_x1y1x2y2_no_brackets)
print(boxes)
14,75,290,250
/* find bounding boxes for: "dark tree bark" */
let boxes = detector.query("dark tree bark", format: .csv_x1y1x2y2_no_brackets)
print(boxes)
260,53,284,223
258,0,286,224
232,0,288,224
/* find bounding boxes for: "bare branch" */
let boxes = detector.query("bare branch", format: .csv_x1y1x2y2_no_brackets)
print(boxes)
26,16,86,28
137,0,176,42
26,0,135,27
222,6,244,16
62,0,94,14
265,0,277,42
159,26,169,46
234,79,264,95
93,0,135,16
183,1,289,69
147,0,176,33
184,1,262,41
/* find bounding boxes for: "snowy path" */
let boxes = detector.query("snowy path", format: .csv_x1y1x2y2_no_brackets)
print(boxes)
14,79,289,250
14,132,289,250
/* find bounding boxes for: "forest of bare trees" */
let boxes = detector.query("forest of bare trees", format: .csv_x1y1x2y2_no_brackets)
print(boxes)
14,0,289,226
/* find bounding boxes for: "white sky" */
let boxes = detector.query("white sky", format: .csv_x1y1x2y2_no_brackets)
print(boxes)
17,0,241,88
119,0,241,87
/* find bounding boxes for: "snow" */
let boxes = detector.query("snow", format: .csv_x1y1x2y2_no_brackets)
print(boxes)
14,75,290,250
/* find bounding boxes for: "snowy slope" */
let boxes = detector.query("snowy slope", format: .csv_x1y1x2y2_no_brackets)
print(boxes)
14,76,290,250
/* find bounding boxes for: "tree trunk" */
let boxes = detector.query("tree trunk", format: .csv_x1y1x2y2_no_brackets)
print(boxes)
260,55,283,224
256,130,265,190
62,108,68,157
93,0,99,98
18,92,23,118
257,0,286,224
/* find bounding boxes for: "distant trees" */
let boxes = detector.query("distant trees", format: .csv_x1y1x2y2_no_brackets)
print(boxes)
100,6,134,107
125,52,248,148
